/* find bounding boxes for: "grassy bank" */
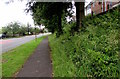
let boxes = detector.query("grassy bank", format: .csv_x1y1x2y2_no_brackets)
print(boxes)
49,35,77,77
49,7,119,77
2,36,46,77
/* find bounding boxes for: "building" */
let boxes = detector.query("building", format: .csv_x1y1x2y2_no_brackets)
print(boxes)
88,0,120,15
85,2,92,16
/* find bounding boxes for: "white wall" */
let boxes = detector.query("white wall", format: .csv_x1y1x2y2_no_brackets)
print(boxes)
85,8,91,16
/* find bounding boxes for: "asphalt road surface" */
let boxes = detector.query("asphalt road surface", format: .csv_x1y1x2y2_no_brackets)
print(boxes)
0,33,50,54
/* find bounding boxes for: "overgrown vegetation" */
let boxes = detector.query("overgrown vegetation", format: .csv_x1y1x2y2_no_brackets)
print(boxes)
2,36,46,77
49,7,119,77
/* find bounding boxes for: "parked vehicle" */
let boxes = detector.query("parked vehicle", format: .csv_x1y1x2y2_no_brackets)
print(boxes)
0,34,6,39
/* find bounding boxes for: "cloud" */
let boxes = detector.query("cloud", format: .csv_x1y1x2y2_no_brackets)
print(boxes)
0,0,34,27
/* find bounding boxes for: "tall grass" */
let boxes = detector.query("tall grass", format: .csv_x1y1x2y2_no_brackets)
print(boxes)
49,34,77,77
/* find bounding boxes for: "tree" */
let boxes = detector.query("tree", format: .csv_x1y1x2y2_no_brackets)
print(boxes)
2,27,11,35
75,2,85,31
2,22,22,37
26,2,72,36
7,0,85,34
19,26,27,36
11,22,21,36
29,27,35,34
27,23,30,35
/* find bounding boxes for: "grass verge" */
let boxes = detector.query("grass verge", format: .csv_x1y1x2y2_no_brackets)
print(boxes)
48,35,77,77
2,36,46,77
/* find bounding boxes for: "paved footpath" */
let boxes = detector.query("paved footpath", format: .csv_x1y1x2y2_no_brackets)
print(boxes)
16,37,52,77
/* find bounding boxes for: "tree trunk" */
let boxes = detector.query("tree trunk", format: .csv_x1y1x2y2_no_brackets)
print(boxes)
13,32,15,37
75,2,85,31
57,13,63,37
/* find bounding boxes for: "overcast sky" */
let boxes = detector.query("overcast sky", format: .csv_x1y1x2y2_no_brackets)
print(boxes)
0,0,91,28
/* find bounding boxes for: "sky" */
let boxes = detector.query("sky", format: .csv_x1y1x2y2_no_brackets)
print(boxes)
0,0,34,28
0,0,91,28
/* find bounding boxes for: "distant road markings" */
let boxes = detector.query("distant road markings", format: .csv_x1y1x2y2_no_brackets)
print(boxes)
0,40,12,44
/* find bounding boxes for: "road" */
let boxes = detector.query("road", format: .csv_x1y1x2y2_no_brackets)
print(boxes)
0,33,50,54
